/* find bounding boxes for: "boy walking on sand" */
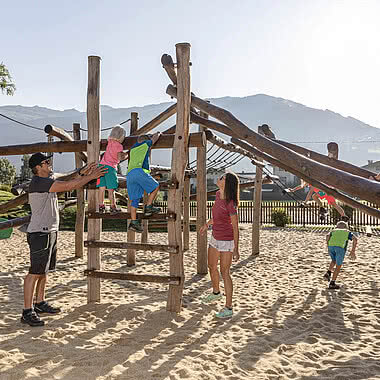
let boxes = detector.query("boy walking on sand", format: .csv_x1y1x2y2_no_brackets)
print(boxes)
324,221,358,289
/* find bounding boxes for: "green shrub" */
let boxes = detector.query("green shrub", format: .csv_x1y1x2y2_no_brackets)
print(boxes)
271,208,291,227
0,184,11,192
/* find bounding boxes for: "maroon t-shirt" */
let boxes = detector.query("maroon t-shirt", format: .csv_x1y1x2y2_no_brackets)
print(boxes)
211,190,238,241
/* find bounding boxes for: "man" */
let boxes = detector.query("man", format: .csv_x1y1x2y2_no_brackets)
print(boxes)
22,153,107,327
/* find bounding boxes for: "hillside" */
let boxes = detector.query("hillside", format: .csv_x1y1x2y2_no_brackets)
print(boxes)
1,94,380,174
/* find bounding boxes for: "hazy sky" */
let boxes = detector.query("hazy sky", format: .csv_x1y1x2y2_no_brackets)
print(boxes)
3,0,380,127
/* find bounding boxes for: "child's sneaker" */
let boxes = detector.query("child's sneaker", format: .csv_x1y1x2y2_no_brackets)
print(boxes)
128,220,144,233
110,206,121,214
99,204,106,213
215,307,233,319
202,292,222,304
341,215,350,222
323,271,331,282
144,204,161,216
329,281,340,290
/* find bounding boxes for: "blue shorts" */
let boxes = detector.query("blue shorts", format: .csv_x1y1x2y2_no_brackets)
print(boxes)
126,168,159,207
96,165,118,189
328,246,346,266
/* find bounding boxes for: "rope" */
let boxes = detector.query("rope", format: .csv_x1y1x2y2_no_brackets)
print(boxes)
0,113,44,131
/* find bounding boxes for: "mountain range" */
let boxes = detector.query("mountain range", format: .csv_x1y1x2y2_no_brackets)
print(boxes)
1,94,380,174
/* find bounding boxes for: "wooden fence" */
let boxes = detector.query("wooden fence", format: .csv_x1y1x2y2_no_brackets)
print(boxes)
155,201,380,226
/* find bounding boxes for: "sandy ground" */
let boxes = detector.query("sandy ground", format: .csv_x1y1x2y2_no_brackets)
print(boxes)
1,226,380,380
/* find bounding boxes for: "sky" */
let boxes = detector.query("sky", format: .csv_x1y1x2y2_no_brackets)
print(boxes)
2,0,380,127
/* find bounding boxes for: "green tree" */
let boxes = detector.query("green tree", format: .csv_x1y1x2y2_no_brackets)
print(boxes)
19,154,33,182
0,63,16,96
0,158,16,185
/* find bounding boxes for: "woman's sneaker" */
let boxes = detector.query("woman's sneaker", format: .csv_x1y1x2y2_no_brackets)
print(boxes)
21,310,45,327
128,220,144,233
202,292,222,304
215,307,233,319
99,204,106,213
144,204,161,216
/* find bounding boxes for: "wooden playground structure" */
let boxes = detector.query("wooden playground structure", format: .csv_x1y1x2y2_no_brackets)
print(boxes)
1,42,380,313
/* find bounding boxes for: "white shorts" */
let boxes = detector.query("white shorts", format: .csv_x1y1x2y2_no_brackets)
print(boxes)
209,235,234,252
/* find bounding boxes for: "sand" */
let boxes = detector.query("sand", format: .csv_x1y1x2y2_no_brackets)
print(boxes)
1,226,380,380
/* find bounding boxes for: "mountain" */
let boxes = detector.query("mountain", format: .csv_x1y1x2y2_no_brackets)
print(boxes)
1,95,380,174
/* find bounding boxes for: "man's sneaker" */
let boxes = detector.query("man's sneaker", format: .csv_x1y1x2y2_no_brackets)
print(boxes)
128,220,144,233
144,204,161,217
215,307,233,319
323,271,331,282
202,292,222,304
21,310,45,326
99,204,106,213
329,281,340,290
34,301,61,314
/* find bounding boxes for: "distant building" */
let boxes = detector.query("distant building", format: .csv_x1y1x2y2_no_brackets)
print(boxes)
269,165,298,187
361,160,380,172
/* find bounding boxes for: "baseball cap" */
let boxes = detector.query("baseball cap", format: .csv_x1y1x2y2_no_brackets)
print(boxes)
29,153,53,169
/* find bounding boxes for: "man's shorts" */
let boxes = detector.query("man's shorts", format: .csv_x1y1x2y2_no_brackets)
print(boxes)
313,187,336,205
27,231,57,274
328,246,346,266
209,235,235,252
96,165,118,189
126,168,159,202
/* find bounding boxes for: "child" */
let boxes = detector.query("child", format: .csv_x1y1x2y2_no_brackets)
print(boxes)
97,125,128,213
324,221,357,289
285,180,347,221
126,132,162,232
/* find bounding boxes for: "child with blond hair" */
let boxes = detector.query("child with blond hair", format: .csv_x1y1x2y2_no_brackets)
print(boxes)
97,125,128,213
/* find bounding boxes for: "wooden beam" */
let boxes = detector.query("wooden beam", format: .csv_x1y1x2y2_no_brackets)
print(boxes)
167,85,380,206
0,132,205,156
232,137,380,220
161,54,177,85
45,124,87,162
73,123,85,258
86,55,102,303
87,211,176,220
274,139,377,180
132,104,177,136
196,109,208,274
167,43,190,312
84,270,181,285
127,112,138,266
84,240,179,253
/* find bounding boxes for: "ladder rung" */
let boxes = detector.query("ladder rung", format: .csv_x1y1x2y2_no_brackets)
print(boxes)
86,211,176,220
84,270,181,285
84,240,179,253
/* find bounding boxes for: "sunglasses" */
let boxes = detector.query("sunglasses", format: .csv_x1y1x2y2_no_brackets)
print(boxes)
40,160,51,165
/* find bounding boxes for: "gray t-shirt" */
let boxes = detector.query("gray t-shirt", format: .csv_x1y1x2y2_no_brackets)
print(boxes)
27,175,59,233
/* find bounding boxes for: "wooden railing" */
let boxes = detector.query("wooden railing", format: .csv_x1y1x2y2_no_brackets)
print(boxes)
155,201,380,226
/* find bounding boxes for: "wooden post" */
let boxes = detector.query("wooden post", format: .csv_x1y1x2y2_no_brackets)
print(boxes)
167,43,191,312
127,112,138,266
183,174,190,250
73,123,85,258
196,110,208,274
252,126,264,255
47,135,54,169
86,56,102,303
141,191,148,243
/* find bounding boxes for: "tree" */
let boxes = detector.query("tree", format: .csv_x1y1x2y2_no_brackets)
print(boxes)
0,158,16,185
0,63,16,96
20,154,33,182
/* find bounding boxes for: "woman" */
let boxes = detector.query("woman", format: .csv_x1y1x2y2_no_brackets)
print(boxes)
200,172,240,318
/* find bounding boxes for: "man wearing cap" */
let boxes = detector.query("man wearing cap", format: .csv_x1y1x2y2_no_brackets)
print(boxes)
21,153,106,327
